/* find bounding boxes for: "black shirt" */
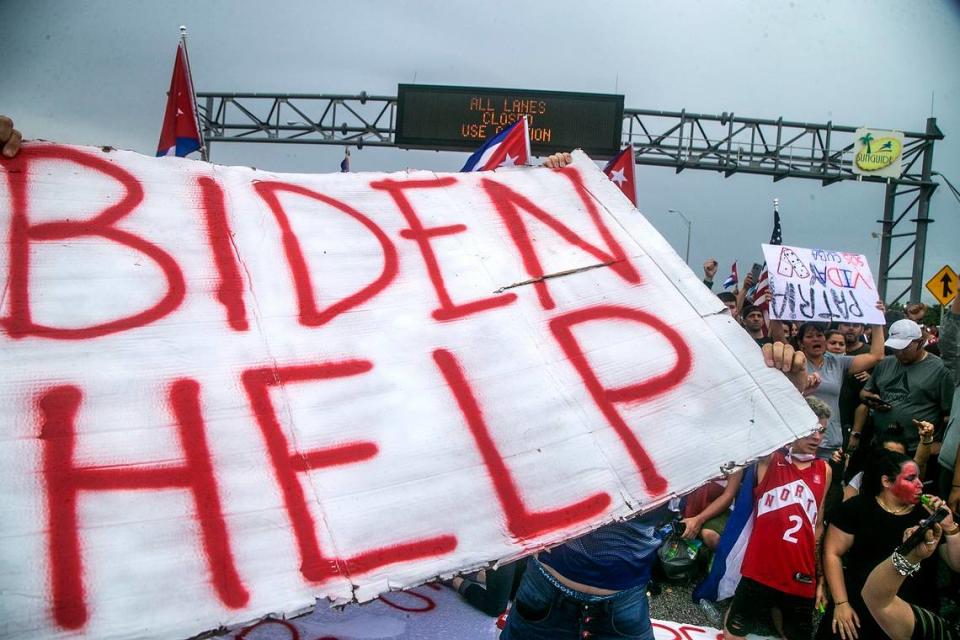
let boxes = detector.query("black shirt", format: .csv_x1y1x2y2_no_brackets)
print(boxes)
838,342,870,429
831,495,939,613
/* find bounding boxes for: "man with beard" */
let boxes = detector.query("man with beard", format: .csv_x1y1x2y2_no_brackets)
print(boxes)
741,304,772,346
837,322,868,357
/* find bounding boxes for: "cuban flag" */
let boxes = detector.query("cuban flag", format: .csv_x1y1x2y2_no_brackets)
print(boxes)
692,464,757,603
722,262,738,290
157,42,203,158
603,146,637,206
461,117,531,172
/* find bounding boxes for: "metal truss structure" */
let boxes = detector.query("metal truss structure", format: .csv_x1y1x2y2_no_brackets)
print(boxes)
198,92,397,148
197,92,944,304
623,111,943,304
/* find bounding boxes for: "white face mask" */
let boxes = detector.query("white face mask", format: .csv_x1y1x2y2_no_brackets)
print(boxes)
788,447,816,462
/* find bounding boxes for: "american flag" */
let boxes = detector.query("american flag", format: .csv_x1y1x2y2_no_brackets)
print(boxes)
751,200,782,310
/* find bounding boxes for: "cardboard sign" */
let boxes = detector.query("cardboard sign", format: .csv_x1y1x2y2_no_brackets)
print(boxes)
235,583,503,640
761,243,884,325
0,145,815,640
232,582,736,640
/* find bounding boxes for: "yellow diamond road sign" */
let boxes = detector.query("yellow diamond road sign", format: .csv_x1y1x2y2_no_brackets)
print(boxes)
926,265,959,305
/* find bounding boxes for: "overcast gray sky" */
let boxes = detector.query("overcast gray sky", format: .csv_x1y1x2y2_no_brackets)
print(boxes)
4,0,959,304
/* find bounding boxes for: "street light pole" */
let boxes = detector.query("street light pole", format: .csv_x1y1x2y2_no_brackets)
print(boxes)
668,209,693,265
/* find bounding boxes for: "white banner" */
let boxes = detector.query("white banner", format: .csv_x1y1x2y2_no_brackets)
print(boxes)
0,145,814,639
761,243,883,325
230,583,739,640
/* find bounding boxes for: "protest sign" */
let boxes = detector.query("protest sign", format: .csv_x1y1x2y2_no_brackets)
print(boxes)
1,145,814,639
761,243,884,325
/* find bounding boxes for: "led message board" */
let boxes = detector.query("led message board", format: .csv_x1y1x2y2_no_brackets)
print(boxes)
395,84,624,156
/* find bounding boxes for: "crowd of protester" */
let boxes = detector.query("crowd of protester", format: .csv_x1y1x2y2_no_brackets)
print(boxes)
2,122,958,640
692,259,959,640
454,155,960,639
493,253,960,639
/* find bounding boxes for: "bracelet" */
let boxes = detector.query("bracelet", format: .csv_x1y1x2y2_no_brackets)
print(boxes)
891,552,921,577
953,484,960,489
850,432,862,439
921,439,934,445
835,600,848,607
944,525,960,536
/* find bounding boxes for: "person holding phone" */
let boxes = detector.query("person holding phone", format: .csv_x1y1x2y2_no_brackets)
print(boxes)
819,451,949,640
860,319,953,454
862,497,960,640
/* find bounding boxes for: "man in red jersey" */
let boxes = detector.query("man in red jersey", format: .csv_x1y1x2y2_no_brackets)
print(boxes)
724,396,833,640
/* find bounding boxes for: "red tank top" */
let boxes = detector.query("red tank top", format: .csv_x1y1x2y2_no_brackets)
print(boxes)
740,451,827,597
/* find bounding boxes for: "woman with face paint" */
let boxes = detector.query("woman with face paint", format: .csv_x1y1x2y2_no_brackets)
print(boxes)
818,450,951,640
861,493,960,640
841,427,935,502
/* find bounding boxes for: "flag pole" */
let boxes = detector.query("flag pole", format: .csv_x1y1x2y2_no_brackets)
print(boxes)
179,25,208,161
522,114,531,165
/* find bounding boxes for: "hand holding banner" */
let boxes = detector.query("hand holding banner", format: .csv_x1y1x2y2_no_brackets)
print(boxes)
1,146,817,639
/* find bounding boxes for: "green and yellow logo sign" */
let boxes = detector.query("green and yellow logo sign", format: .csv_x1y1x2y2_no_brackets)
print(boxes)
853,128,904,177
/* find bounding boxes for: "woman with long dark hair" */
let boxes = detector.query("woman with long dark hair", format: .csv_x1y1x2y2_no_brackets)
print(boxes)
819,450,948,640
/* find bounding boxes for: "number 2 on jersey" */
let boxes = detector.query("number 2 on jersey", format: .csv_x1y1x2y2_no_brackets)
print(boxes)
782,514,803,543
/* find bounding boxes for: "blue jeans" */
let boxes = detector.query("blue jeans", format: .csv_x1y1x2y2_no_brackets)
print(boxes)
501,559,655,640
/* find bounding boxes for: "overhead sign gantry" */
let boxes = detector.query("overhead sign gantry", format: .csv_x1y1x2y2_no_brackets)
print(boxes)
195,85,943,305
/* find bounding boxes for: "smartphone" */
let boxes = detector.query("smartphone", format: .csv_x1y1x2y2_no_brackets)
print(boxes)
865,396,893,411
896,507,949,555
750,263,763,282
